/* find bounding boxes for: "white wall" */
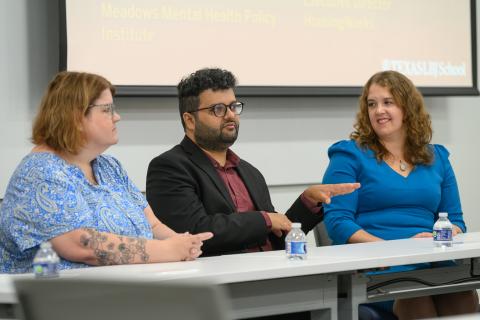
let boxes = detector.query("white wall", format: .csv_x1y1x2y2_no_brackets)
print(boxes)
1,0,480,238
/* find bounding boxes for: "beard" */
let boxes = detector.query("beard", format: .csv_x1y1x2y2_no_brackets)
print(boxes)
194,120,239,152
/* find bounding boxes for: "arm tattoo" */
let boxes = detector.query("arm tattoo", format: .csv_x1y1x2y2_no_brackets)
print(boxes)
79,228,150,265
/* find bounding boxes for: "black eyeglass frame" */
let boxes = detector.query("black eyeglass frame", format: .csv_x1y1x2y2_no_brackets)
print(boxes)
189,101,244,117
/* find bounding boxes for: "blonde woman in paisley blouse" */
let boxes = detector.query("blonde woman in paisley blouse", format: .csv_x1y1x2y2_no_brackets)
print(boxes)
0,71,213,273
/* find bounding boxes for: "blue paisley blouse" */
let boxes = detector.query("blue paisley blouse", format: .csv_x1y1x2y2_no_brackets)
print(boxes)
0,152,152,273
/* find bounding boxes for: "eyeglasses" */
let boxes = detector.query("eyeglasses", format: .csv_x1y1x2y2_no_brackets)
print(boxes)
190,102,244,117
87,103,116,118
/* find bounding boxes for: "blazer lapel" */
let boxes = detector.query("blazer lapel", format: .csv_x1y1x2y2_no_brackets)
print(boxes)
236,163,266,211
180,137,236,210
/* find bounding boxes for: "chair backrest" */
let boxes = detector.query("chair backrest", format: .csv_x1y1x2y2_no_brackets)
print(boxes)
14,277,232,320
312,221,332,247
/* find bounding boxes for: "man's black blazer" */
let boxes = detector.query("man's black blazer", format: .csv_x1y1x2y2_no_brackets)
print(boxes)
146,136,323,256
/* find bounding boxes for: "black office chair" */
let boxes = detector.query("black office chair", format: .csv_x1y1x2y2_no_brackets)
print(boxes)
14,278,232,320
358,303,397,320
312,222,398,320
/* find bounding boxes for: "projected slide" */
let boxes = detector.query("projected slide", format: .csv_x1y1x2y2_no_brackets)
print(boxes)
62,0,475,94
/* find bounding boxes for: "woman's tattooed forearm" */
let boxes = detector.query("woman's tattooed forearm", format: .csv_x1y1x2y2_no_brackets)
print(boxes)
79,228,150,265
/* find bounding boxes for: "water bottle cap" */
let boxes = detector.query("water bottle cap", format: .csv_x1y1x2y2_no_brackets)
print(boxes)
40,242,52,248
291,222,301,228
439,212,448,218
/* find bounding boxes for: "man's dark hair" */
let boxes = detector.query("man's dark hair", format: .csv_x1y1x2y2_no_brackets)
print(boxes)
177,68,237,130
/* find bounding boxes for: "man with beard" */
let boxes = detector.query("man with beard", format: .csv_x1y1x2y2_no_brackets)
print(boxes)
146,68,360,257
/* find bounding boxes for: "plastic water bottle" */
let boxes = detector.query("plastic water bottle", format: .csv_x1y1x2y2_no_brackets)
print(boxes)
32,242,60,278
285,223,307,260
433,212,453,247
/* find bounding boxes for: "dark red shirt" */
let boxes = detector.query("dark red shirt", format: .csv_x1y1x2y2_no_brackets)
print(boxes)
207,149,273,251
205,149,321,252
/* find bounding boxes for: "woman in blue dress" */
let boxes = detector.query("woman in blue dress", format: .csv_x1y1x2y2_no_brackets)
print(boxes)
322,70,478,319
0,71,212,273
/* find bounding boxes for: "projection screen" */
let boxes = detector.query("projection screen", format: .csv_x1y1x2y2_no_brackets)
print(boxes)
60,0,478,96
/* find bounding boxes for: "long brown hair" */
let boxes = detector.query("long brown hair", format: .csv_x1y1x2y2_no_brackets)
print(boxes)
32,71,115,154
351,70,433,165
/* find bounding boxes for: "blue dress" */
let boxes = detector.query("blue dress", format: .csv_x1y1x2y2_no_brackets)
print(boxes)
322,140,465,245
0,153,152,273
322,140,466,312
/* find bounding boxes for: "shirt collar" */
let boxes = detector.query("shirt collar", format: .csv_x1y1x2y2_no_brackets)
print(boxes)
205,149,240,169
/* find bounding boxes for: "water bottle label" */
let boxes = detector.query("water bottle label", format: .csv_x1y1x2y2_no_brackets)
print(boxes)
287,241,307,255
433,228,452,241
33,263,58,278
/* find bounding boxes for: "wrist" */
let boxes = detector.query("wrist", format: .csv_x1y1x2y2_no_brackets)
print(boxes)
453,225,463,233
300,192,322,214
261,211,272,230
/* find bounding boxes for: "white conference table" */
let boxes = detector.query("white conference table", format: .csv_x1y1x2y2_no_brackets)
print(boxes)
2,232,480,320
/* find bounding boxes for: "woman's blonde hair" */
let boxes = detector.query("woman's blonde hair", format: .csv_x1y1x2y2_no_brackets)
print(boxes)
351,70,433,165
32,71,115,154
